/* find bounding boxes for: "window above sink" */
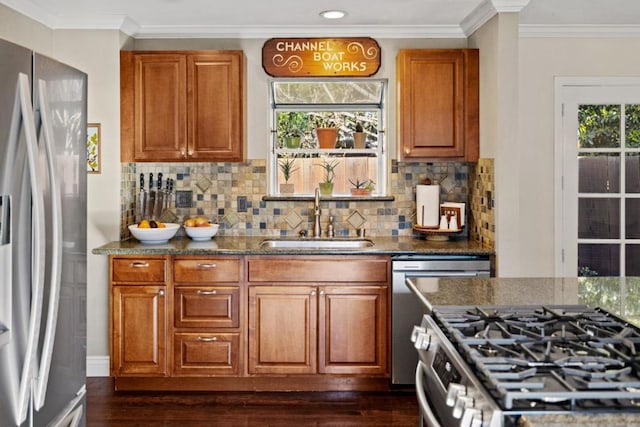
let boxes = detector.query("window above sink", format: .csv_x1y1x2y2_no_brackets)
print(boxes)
268,79,387,198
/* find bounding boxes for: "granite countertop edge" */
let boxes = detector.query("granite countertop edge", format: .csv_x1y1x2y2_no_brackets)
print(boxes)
91,236,494,256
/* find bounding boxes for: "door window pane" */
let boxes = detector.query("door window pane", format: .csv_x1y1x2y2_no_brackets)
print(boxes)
578,244,620,276
626,154,640,193
578,104,620,149
578,198,620,239
578,154,619,193
626,245,640,276
625,104,640,148
626,199,640,239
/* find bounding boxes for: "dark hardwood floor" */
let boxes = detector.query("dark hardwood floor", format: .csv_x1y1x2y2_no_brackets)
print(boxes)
87,378,419,426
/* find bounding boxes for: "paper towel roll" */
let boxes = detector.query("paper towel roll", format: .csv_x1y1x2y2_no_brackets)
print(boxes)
416,185,440,227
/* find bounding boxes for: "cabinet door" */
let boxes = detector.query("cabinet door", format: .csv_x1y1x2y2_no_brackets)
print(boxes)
111,286,167,376
397,49,478,161
318,286,388,375
187,53,243,161
133,54,187,161
248,286,317,374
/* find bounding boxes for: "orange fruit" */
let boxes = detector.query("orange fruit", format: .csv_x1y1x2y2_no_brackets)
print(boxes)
138,220,150,228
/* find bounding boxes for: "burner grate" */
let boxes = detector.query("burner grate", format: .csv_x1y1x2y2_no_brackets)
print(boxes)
432,305,640,410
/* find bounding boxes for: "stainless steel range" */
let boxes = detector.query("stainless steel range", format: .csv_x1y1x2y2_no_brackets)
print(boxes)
411,304,640,427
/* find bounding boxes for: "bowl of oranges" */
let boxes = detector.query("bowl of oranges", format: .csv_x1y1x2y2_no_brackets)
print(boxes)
128,220,180,244
183,216,219,241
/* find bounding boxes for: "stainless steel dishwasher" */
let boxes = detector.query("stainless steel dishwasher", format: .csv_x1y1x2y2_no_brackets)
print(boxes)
391,254,491,385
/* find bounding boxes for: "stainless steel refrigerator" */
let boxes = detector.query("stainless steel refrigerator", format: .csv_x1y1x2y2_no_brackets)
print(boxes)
0,38,87,427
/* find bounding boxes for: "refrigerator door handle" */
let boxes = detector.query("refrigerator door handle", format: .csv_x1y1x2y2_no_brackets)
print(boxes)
33,79,64,410
13,72,46,426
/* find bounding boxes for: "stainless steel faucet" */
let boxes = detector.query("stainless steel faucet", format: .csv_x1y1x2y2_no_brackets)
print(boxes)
312,187,321,238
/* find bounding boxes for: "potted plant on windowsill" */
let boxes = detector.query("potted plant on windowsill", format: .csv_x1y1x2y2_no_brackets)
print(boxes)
316,159,338,196
279,157,298,194
353,122,366,149
349,178,375,196
314,114,339,149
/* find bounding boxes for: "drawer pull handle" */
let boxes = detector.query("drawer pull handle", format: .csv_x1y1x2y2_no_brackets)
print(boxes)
197,336,218,342
196,290,217,295
131,261,149,268
196,263,217,269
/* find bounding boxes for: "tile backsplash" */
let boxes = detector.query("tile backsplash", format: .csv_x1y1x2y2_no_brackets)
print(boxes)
469,158,495,248
120,160,485,241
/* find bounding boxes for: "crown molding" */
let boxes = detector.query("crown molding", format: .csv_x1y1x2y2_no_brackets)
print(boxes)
130,25,467,39
520,24,640,38
490,0,531,13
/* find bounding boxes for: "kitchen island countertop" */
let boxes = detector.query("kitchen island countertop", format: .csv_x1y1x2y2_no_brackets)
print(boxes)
407,276,640,427
92,235,493,256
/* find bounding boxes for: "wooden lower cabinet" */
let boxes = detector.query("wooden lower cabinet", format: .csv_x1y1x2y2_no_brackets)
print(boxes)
319,285,387,374
248,284,387,376
111,285,167,376
248,286,317,374
110,254,391,390
247,256,390,377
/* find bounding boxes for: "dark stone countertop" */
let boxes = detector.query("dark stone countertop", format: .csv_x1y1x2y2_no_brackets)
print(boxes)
407,276,640,426
92,235,494,256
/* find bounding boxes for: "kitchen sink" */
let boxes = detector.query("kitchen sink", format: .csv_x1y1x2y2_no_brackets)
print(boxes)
259,238,374,249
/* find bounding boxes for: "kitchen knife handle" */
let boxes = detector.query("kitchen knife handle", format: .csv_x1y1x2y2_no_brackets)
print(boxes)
149,173,153,190
140,173,144,190
157,173,162,190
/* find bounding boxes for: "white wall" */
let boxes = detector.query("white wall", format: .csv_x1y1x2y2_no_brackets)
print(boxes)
518,37,640,277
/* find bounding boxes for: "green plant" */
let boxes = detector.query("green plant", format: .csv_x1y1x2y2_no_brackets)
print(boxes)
312,112,340,129
349,178,375,191
279,157,298,183
315,159,339,184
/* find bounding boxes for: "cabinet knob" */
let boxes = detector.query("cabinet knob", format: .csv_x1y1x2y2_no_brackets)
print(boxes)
188,150,194,157
320,290,325,296
181,150,186,158
311,290,316,296
130,261,149,268
196,290,218,295
158,289,165,296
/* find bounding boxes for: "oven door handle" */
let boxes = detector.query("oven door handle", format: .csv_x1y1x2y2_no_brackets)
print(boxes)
415,360,442,427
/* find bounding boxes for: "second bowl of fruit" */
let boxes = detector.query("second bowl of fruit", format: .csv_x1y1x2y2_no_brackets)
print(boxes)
183,216,219,241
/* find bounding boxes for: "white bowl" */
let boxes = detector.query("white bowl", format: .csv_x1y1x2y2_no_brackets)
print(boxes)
128,223,180,244
184,223,219,241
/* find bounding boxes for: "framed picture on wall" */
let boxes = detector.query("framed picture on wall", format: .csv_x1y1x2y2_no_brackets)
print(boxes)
87,123,101,174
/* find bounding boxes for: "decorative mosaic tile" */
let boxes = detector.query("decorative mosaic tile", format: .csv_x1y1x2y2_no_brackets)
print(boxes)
222,212,240,228
196,175,212,192
120,159,473,239
347,210,366,229
284,210,303,229
159,209,179,224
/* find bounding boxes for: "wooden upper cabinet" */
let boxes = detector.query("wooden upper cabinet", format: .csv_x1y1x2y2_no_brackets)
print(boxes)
396,49,479,162
121,50,244,162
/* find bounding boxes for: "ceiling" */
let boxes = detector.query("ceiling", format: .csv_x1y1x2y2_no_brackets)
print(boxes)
1,0,639,38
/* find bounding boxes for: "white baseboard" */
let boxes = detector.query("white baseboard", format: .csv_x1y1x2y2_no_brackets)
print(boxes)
87,356,110,377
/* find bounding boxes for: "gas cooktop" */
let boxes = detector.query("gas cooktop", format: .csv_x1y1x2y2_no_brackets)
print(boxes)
433,305,640,412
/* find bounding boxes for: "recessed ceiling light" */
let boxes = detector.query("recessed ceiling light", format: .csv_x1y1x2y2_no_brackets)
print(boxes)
320,10,346,20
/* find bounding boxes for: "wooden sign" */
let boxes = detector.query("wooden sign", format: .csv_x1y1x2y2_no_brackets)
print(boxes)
262,37,381,77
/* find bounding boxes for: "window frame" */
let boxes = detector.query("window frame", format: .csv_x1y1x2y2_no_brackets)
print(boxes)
268,78,388,198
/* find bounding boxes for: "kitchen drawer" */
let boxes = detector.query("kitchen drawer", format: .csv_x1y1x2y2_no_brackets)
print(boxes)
173,332,240,376
248,257,389,283
174,258,241,283
174,286,239,328
111,257,167,284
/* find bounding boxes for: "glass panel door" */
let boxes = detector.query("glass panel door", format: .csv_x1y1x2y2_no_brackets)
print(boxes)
559,81,640,277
